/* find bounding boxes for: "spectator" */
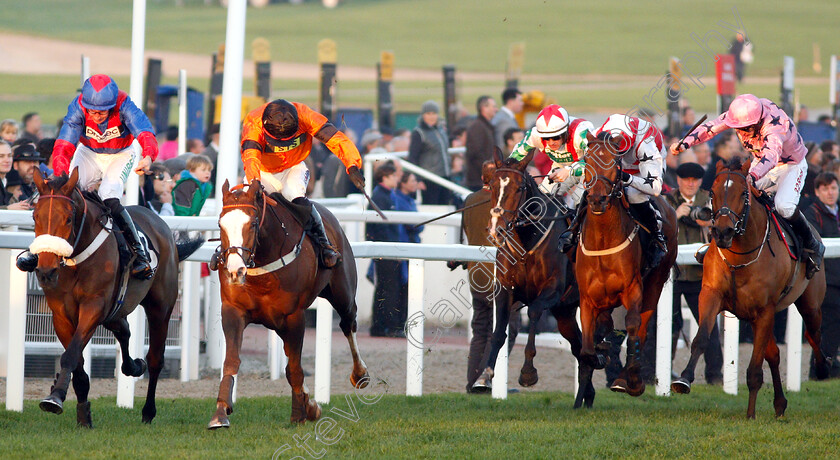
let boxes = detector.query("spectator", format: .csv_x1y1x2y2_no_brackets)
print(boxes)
464,95,497,191
449,126,467,149
20,112,42,143
141,163,174,216
1,119,19,143
449,153,465,186
804,172,840,378
821,140,839,162
643,162,721,385
359,129,383,155
701,130,742,190
680,106,696,138
202,123,221,191
172,154,213,216
0,140,30,210
36,138,55,177
7,141,43,202
408,100,451,205
386,129,410,153
491,88,522,150
366,162,403,337
186,138,204,154
691,142,712,170
157,125,180,161
729,31,753,82
801,141,824,206
502,127,524,156
393,171,424,328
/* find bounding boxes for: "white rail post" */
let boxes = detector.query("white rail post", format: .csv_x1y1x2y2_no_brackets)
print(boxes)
406,259,424,396
786,305,803,391
1,250,27,411
177,69,188,156
491,264,508,400
314,299,333,404
180,261,200,382
268,330,285,381
655,273,673,396
722,313,739,395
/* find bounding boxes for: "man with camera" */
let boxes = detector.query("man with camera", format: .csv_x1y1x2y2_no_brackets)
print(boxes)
641,162,722,385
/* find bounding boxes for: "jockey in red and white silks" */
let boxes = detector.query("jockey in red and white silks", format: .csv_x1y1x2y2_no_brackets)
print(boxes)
671,93,823,278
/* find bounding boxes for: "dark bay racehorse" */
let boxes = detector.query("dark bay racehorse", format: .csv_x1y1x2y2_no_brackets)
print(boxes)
672,158,829,418
208,180,369,428
30,168,202,427
575,135,678,398
477,149,594,408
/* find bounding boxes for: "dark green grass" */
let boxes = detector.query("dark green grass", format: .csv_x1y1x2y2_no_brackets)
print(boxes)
2,380,840,458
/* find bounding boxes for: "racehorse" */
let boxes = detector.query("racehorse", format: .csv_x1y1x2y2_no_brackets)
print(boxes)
208,180,369,428
672,158,830,418
575,134,678,398
29,167,202,427
477,148,594,408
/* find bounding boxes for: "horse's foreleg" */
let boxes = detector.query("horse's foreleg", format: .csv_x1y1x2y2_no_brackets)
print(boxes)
796,286,830,380
616,285,645,396
41,308,100,415
106,317,147,378
519,302,543,387
208,305,247,429
764,334,787,418
344,327,370,390
673,288,722,394
577,298,600,369
71,361,92,428
142,306,173,424
284,310,321,424
472,291,511,392
746,313,774,419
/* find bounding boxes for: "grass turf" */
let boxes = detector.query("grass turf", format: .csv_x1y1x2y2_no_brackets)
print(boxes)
2,380,840,458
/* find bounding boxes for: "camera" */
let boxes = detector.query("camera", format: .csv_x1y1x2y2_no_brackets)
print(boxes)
687,206,712,221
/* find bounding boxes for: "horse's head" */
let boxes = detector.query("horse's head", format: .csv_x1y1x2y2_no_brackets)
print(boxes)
488,147,534,245
218,179,266,285
583,133,623,215
30,167,81,288
709,157,752,248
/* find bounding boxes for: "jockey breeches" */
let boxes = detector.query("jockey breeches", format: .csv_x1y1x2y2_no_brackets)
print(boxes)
69,144,138,200
259,161,311,201
753,158,807,219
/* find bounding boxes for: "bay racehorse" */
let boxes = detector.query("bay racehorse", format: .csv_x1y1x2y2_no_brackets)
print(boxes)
575,134,678,398
208,180,369,428
29,167,202,427
476,148,595,408
672,158,830,418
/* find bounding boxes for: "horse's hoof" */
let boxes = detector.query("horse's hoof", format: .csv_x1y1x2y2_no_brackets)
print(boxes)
134,359,147,377
350,371,370,389
76,401,92,428
40,396,64,415
207,416,230,430
518,368,539,387
306,400,322,422
610,378,628,393
815,362,831,380
626,382,646,397
671,378,692,394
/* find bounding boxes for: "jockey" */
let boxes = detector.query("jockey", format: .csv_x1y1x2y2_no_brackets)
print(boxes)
509,104,594,203
597,114,669,269
670,93,824,278
16,74,157,279
238,99,365,268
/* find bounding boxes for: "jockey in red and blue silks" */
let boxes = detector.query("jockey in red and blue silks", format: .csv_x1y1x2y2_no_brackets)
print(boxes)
671,93,824,278
17,74,157,279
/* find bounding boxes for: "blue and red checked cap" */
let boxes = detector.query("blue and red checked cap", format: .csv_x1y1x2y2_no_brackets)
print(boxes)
80,74,119,111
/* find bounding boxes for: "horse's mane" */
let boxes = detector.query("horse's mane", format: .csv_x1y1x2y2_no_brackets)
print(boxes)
723,157,745,171
45,175,71,191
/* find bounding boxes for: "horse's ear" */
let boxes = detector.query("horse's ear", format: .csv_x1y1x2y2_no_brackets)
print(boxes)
492,147,504,168
715,159,726,173
221,179,230,196
32,167,46,192
249,179,262,199
740,158,750,174
62,167,79,195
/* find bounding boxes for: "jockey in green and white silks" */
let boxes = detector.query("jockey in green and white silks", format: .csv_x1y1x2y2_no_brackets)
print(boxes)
509,104,594,206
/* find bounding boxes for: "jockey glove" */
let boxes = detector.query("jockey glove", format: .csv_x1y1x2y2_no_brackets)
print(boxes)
619,170,632,185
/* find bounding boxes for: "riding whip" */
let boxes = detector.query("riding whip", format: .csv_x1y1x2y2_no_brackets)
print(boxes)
672,114,708,155
410,198,491,228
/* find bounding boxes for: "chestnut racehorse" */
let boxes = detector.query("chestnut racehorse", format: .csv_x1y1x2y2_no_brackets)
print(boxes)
478,149,594,408
208,180,369,428
30,168,202,427
672,158,830,418
575,135,678,398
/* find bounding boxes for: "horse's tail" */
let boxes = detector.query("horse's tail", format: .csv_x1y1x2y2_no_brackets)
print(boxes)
175,234,205,262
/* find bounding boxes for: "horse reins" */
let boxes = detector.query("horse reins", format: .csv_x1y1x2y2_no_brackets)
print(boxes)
219,195,268,269
712,169,751,237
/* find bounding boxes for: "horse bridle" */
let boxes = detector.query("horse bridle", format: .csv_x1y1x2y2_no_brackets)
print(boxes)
218,194,269,269
38,189,89,264
492,167,531,232
587,155,624,214
711,169,751,236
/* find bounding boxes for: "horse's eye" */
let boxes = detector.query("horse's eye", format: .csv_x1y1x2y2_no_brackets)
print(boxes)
65,216,73,225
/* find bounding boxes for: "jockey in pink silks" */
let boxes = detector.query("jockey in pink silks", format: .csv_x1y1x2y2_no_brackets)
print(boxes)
670,93,824,278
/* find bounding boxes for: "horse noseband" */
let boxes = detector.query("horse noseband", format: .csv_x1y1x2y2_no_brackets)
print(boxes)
219,246,256,269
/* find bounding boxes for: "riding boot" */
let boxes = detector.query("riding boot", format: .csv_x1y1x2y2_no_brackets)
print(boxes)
787,209,824,279
106,199,154,280
16,250,38,272
630,200,666,271
559,199,588,254
293,197,341,268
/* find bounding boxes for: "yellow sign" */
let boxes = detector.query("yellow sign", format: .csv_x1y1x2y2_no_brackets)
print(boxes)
380,51,394,81
213,95,266,124
318,39,337,64
507,42,526,80
214,44,226,74
669,57,682,93
252,38,270,62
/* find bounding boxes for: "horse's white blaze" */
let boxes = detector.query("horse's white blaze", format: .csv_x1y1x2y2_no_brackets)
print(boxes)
724,179,734,189
490,177,511,232
30,234,73,257
219,209,250,273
